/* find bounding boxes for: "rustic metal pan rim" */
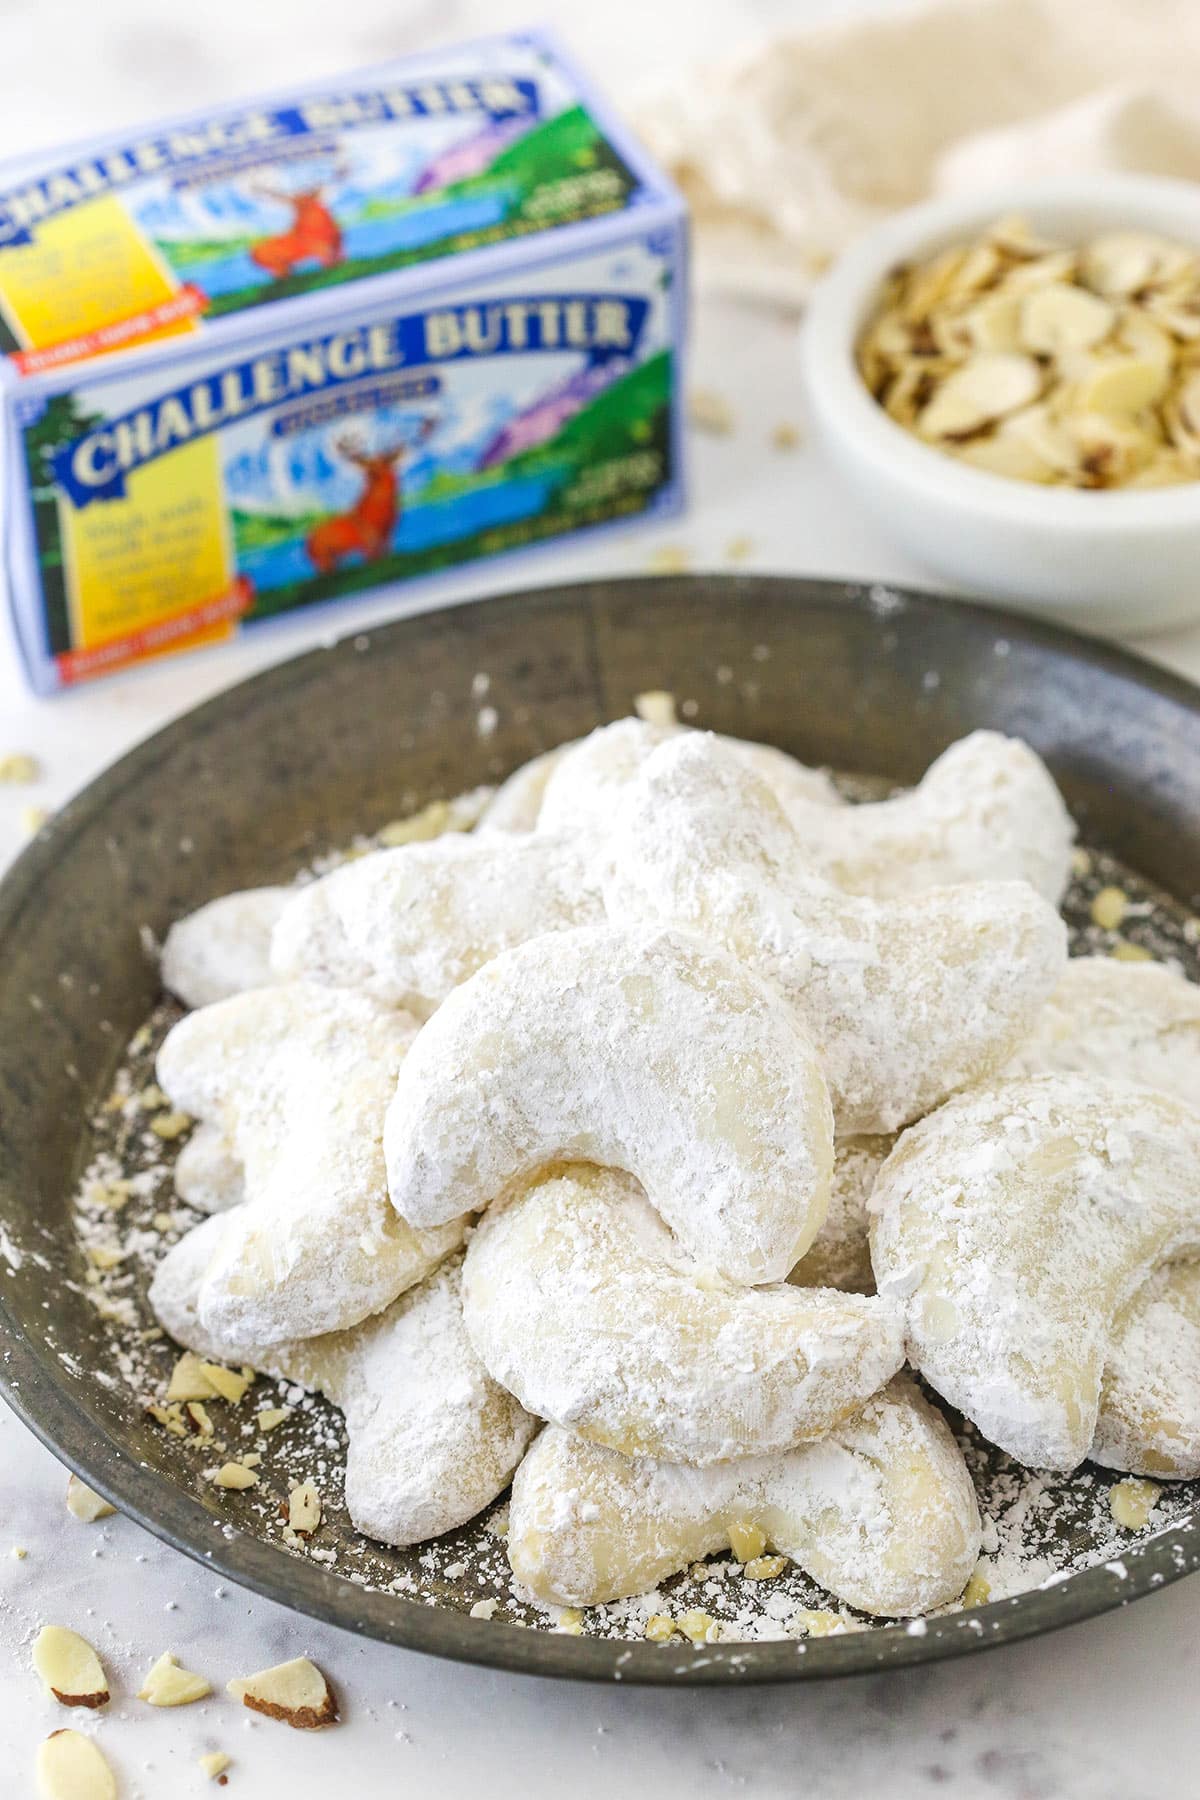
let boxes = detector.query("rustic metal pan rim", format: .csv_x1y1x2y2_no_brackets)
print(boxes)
1,573,1198,1685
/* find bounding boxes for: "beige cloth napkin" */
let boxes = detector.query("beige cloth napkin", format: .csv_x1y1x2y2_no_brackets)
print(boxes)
636,0,1200,307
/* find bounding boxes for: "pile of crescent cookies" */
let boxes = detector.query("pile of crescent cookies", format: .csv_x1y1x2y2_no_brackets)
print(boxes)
146,711,1200,1623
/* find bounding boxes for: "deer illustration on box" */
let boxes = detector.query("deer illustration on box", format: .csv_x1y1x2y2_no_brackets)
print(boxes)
306,420,437,573
250,183,345,281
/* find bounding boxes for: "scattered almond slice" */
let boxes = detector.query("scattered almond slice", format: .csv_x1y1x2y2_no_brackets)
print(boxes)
36,1730,116,1800
743,1553,788,1581
288,1482,322,1533
677,1609,719,1645
209,1462,258,1491
916,353,1041,439
185,1402,214,1438
66,1477,115,1524
227,1657,338,1729
727,1519,767,1563
198,1752,231,1782
196,1363,253,1405
33,1627,110,1709
687,387,735,434
0,751,40,783
138,1651,211,1707
1109,1477,1161,1530
633,690,677,728
165,1353,219,1403
21,805,49,837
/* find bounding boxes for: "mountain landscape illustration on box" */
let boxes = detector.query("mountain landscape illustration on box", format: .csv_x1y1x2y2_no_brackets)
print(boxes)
133,89,639,320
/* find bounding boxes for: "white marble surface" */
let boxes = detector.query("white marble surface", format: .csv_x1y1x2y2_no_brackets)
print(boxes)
2,1,1200,1794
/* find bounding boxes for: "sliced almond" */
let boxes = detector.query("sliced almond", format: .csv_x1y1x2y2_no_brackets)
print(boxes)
1083,231,1174,298
994,249,1078,296
36,1730,116,1800
165,1352,219,1403
288,1482,322,1533
1116,307,1176,369
227,1657,338,1729
916,353,1041,438
138,1651,211,1708
33,1626,110,1709
960,291,1023,353
953,432,1058,483
65,1477,115,1524
1019,283,1114,355
1073,351,1171,415
199,1752,231,1782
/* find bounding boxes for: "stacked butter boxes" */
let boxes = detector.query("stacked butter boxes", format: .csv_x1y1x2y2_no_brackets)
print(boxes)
0,31,686,692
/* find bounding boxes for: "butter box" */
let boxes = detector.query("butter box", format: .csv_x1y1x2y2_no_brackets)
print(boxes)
0,30,685,692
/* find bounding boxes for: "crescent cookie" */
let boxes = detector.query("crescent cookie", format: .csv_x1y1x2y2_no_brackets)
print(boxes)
507,1379,980,1617
788,1136,893,1294
602,733,1066,1133
1005,956,1200,1478
869,1075,1200,1471
151,1218,536,1545
478,746,568,834
1095,1261,1200,1480
462,1165,903,1465
157,983,465,1345
270,833,601,1018
782,730,1074,903
536,717,841,839
385,925,834,1285
161,886,291,1009
173,1121,244,1215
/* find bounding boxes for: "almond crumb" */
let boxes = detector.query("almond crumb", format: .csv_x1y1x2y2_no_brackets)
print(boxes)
199,1752,231,1782
1110,1477,1161,1530
743,1553,787,1581
255,1407,291,1433
770,421,801,450
644,1614,675,1643
19,804,48,837
209,1462,258,1491
961,1567,992,1607
66,1477,115,1523
227,1657,338,1729
288,1482,321,1533
149,1109,192,1140
197,1363,254,1405
469,1598,498,1620
677,1609,718,1645
554,1607,583,1635
1091,885,1128,930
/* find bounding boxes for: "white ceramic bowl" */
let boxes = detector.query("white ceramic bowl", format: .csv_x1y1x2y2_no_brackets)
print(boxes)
800,176,1200,638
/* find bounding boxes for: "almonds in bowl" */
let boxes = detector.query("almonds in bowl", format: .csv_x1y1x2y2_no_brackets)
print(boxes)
856,215,1200,490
